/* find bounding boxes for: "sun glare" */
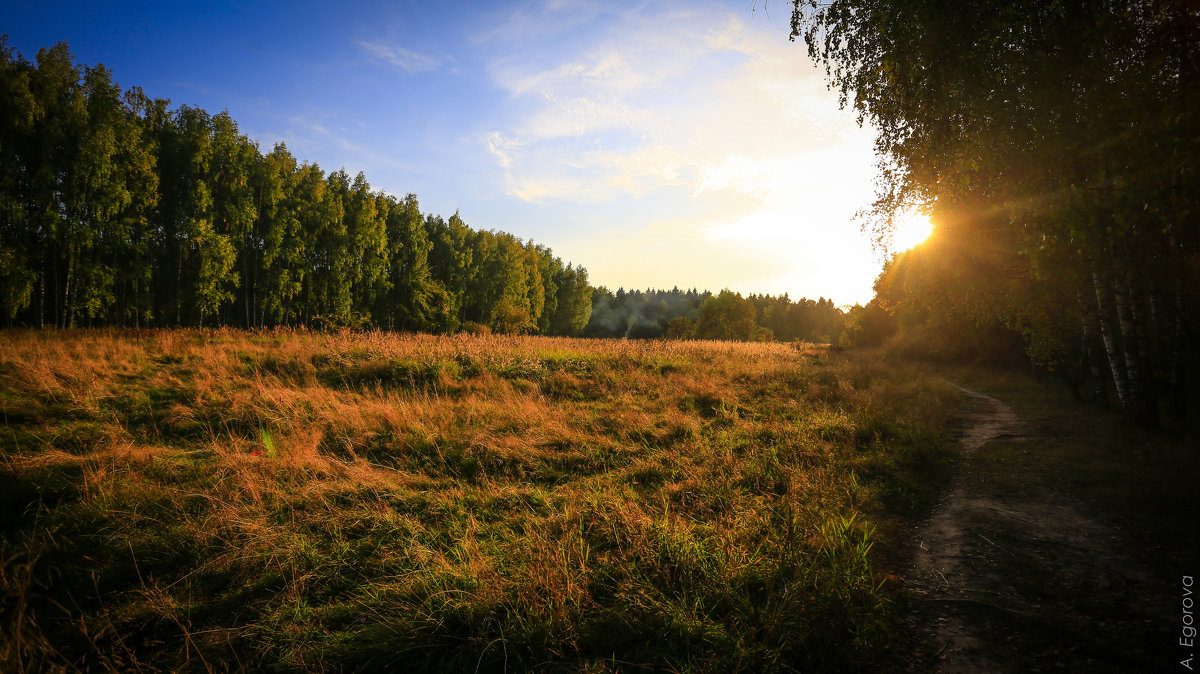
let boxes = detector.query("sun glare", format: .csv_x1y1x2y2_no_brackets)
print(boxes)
892,212,934,251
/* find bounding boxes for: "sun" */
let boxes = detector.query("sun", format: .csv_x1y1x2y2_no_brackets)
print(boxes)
892,211,934,251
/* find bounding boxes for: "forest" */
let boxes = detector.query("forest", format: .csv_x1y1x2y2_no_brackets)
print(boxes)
794,0,1200,427
0,40,855,345
0,40,592,335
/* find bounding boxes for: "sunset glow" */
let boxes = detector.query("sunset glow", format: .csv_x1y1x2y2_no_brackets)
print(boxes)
892,212,934,251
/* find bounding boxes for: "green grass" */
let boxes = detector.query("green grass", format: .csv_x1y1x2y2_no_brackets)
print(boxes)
0,329,959,672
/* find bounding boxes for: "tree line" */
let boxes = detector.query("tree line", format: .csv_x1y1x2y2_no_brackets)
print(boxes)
792,0,1198,426
0,40,592,335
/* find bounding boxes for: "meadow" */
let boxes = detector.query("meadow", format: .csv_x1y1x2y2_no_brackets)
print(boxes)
0,329,959,672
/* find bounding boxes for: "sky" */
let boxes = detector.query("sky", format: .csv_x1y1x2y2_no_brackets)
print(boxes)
2,0,907,306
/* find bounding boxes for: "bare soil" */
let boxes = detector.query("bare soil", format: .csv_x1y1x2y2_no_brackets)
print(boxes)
901,384,1176,672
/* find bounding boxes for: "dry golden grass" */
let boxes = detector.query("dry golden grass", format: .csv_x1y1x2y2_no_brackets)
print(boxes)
0,329,958,672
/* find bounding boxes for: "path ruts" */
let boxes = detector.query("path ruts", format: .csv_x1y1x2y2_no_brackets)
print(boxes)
902,384,1171,673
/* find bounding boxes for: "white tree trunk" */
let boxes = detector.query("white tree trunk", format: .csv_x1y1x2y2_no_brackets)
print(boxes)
1091,268,1129,413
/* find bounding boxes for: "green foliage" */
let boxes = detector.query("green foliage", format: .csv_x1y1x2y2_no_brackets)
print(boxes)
696,290,758,340
551,263,592,336
665,315,696,339
379,193,434,330
793,0,1199,424
256,143,307,326
844,301,895,347
0,42,590,335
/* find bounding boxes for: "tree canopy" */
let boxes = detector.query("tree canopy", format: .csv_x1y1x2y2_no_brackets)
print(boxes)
792,0,1199,425
0,40,593,335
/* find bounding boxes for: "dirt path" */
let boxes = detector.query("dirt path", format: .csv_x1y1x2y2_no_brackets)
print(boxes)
902,384,1172,673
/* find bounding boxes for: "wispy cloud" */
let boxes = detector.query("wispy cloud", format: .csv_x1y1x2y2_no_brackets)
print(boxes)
485,132,520,169
478,0,880,301
482,3,869,201
357,40,439,73
473,0,607,47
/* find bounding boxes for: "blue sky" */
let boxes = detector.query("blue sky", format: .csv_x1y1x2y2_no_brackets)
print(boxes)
4,0,914,305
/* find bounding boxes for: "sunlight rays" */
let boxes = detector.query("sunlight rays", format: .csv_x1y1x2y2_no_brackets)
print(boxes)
891,211,934,251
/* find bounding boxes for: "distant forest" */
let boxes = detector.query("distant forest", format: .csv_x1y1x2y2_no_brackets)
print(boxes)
585,287,848,343
0,40,852,343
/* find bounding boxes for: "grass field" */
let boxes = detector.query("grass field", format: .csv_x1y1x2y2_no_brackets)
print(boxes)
0,329,959,672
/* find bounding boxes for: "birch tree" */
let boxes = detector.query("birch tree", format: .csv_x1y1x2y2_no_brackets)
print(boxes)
793,0,1198,425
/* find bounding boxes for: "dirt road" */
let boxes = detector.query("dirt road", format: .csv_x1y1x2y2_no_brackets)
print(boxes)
903,384,1174,672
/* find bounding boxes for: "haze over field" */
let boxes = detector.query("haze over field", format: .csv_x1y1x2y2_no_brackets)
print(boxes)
4,0,894,305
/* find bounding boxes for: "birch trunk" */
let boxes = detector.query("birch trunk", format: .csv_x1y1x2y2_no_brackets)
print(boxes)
1077,290,1107,408
1110,265,1139,421
176,241,184,326
1111,257,1157,426
1128,273,1157,422
63,243,75,329
38,244,46,328
1092,267,1129,413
